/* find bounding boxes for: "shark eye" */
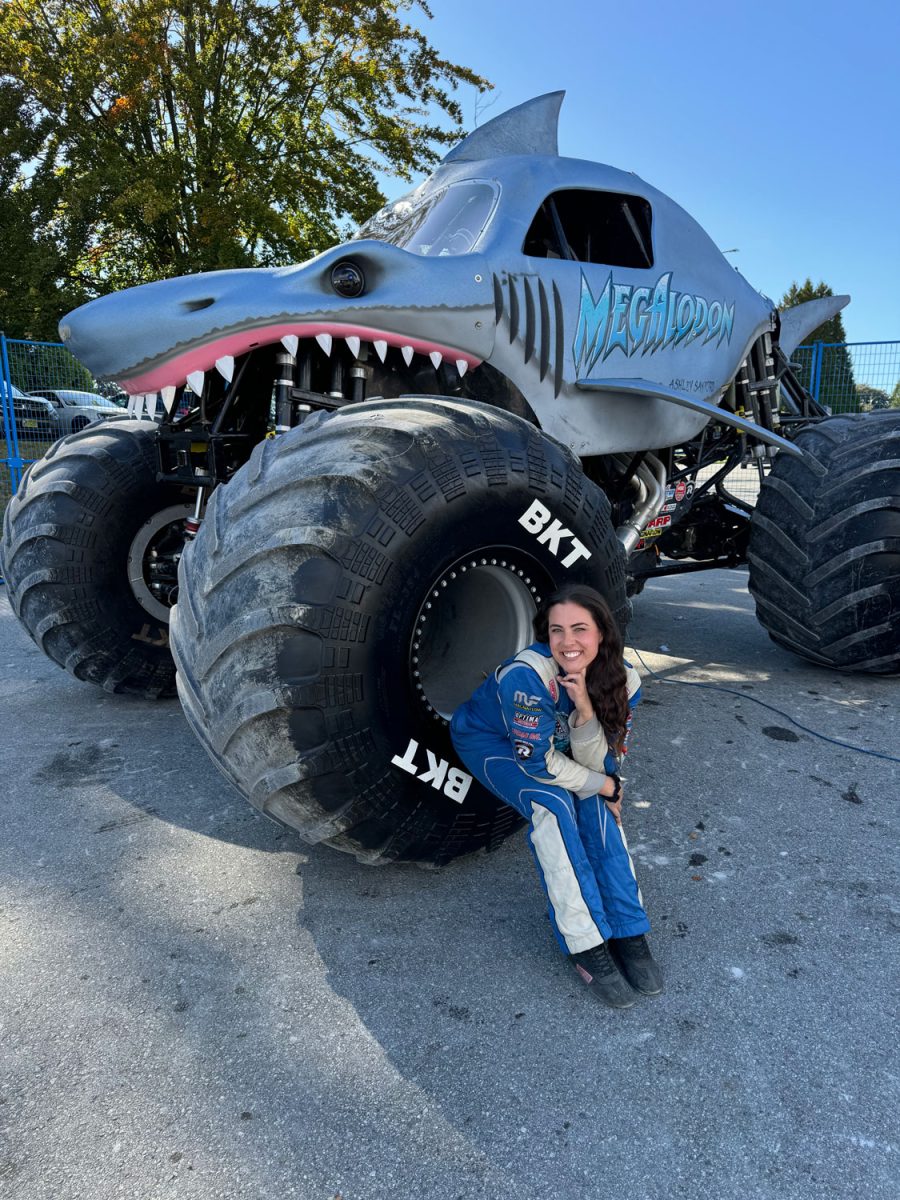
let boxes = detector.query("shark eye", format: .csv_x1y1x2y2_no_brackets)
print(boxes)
331,260,366,299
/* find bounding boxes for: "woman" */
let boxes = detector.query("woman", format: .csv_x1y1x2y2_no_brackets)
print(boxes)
450,584,662,1009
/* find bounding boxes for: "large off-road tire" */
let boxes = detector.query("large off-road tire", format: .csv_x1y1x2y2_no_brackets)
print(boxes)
171,398,627,865
0,419,193,697
748,412,900,673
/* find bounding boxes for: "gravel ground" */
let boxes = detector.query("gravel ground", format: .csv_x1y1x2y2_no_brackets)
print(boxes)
1,569,898,1200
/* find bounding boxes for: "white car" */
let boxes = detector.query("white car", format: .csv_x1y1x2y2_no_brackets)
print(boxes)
27,388,122,435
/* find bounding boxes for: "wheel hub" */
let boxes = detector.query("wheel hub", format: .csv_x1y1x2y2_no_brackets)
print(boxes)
411,552,549,721
126,503,195,622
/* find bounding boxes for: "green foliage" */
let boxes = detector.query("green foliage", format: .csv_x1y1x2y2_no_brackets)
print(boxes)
0,0,490,337
856,383,891,411
780,278,856,412
891,381,900,409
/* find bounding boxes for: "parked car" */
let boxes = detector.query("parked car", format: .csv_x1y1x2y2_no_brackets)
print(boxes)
27,388,122,435
1,386,58,441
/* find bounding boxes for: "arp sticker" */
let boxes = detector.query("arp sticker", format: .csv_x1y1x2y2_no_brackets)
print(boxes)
391,738,472,803
639,513,672,538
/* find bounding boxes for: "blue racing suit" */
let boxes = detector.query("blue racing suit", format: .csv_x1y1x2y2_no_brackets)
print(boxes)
450,642,648,955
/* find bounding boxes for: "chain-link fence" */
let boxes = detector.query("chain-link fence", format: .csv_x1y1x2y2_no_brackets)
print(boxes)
720,339,900,506
0,334,131,510
791,340,900,414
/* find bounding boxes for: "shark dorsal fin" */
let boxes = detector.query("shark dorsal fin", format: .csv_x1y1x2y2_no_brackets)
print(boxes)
441,91,565,163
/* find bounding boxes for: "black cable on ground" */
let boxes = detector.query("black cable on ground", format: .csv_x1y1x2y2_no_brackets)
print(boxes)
627,645,900,767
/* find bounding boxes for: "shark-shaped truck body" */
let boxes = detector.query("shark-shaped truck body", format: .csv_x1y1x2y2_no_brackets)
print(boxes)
3,93,898,864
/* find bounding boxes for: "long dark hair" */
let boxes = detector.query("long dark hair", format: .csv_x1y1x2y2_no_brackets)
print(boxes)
533,584,630,747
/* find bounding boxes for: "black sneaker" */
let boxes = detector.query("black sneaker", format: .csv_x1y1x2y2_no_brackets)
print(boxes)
608,935,664,995
570,944,636,1009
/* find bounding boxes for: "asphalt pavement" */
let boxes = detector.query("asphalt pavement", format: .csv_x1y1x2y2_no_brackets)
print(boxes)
1,568,898,1200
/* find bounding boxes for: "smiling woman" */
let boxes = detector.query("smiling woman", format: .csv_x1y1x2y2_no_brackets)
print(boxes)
450,583,662,1009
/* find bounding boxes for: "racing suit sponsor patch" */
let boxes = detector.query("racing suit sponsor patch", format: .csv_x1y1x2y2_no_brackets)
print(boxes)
514,741,534,760
513,712,540,728
514,689,542,708
553,713,570,753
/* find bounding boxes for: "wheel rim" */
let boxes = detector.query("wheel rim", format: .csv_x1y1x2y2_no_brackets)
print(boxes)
411,550,551,721
126,504,195,622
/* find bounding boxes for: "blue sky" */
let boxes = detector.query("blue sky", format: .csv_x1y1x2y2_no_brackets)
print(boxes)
407,0,899,345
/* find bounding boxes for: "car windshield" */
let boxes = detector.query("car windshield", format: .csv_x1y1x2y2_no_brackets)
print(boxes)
56,390,118,408
356,181,498,257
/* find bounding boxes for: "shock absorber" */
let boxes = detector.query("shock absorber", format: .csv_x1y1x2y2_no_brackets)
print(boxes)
275,346,296,432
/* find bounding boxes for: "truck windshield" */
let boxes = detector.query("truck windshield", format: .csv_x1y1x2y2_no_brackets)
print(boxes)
356,181,498,257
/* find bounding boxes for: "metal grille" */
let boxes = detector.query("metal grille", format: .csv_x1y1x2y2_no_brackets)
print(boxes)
1,334,128,511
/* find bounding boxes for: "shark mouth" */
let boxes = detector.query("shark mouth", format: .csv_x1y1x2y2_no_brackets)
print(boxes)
119,322,482,411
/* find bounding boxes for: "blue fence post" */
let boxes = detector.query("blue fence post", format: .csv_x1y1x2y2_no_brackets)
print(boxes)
0,331,25,492
809,341,824,404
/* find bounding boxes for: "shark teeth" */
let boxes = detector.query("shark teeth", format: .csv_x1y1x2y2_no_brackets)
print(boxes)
215,355,235,382
148,337,475,401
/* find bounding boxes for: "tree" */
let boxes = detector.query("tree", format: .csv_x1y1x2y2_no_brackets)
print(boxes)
855,384,891,411
780,278,856,413
0,1,490,338
891,381,900,409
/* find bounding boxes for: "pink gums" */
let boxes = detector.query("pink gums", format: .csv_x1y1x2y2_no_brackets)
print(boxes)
121,322,483,394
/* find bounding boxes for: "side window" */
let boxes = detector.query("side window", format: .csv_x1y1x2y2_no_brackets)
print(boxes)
523,189,653,269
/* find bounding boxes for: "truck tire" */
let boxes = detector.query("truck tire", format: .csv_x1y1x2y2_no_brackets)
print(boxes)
748,412,900,673
171,397,627,865
0,419,191,697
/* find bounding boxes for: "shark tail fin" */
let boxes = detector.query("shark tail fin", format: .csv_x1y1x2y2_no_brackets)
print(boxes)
778,294,850,359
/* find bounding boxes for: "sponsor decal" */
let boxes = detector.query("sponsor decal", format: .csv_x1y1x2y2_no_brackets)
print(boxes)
518,500,592,568
513,689,543,708
391,738,472,803
664,480,693,503
548,677,559,703
513,712,540,728
515,741,534,760
573,270,735,373
639,513,671,538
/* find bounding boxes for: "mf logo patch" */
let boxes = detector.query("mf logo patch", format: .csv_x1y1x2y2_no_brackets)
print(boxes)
518,500,591,568
513,689,542,708
391,738,472,803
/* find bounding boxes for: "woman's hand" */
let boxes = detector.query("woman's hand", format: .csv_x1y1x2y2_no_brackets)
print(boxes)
599,773,623,825
558,668,593,726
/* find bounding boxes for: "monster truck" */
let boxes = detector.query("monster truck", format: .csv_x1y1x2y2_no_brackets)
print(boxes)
3,92,898,865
